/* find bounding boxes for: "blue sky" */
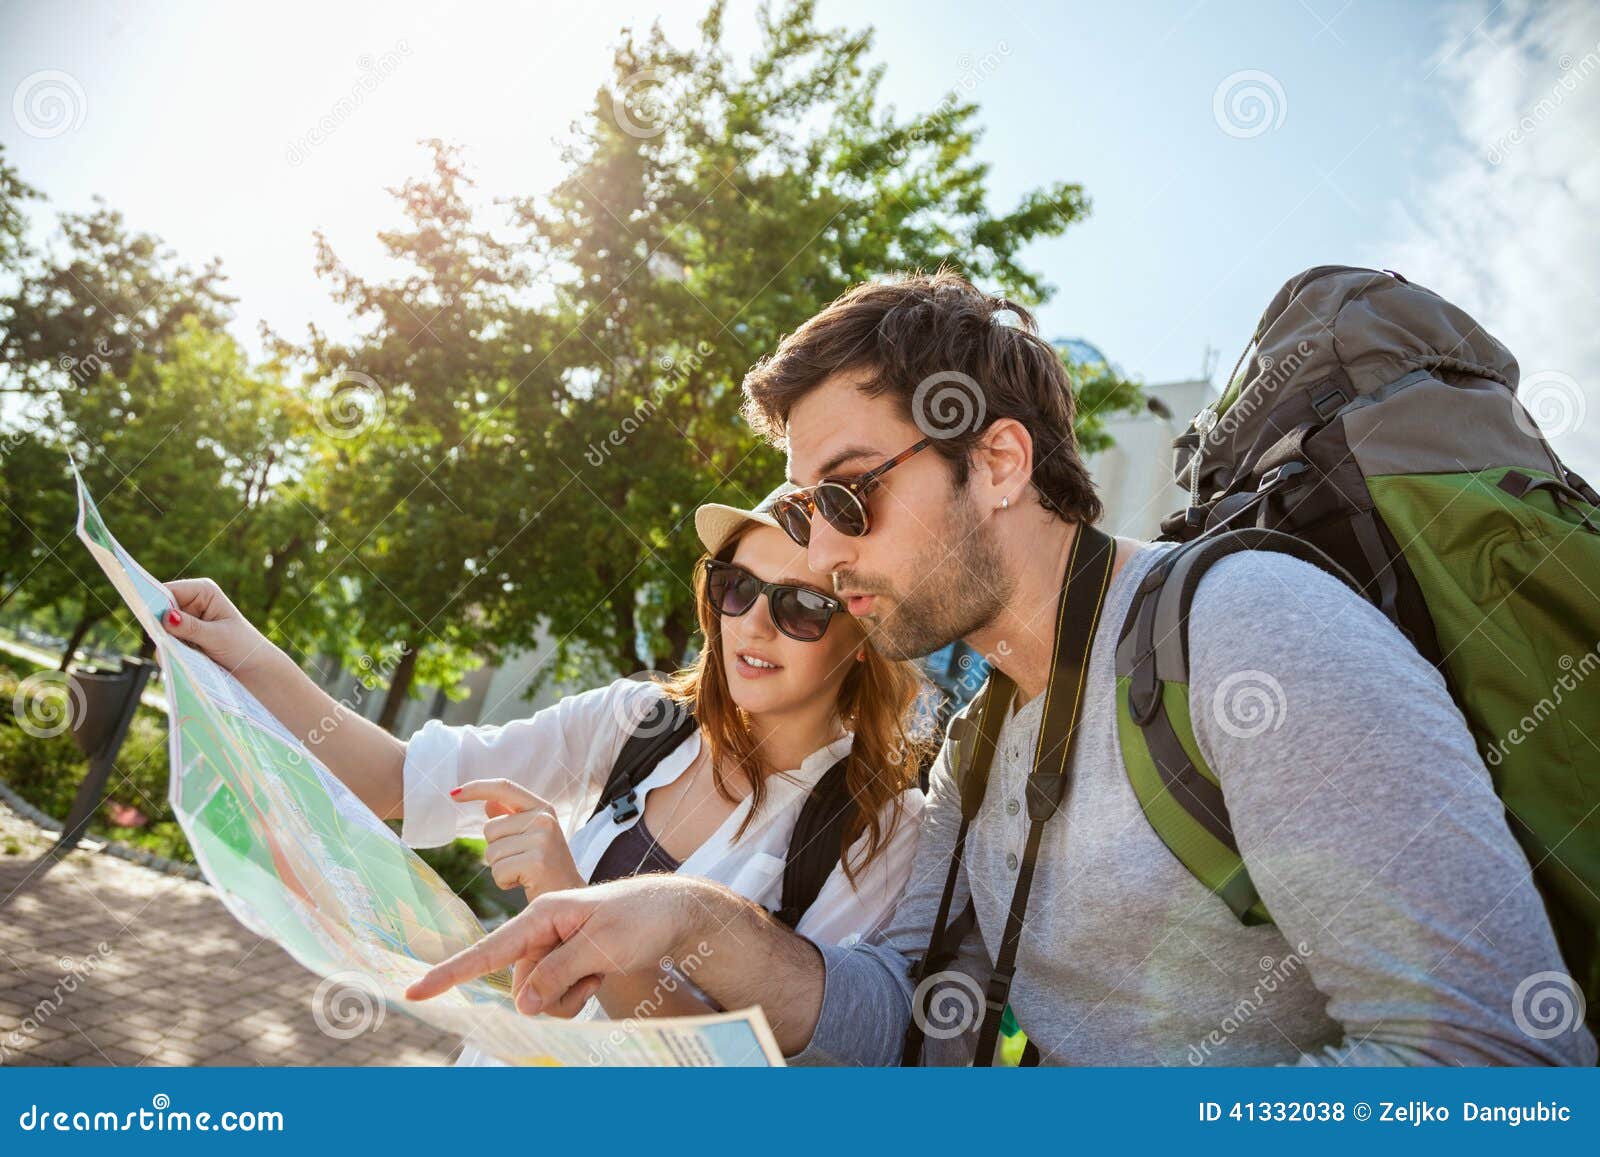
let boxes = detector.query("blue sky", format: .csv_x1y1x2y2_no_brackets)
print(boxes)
2,0,1595,476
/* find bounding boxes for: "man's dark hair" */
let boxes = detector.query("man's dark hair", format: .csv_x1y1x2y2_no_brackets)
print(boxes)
740,269,1103,524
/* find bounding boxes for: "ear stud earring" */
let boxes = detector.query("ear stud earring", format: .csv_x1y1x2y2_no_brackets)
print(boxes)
999,496,1010,510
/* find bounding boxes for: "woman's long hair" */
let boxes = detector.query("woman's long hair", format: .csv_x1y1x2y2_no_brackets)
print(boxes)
661,528,932,882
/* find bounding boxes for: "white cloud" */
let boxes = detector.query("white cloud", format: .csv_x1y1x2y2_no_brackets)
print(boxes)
1381,0,1600,484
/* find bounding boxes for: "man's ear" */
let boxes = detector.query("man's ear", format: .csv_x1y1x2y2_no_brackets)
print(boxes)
971,418,1034,506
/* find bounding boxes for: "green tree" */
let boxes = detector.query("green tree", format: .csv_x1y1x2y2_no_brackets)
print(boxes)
0,147,56,611
0,143,41,271
0,198,234,397
1066,355,1149,456
24,319,305,666
493,0,1136,681
0,428,77,620
299,140,525,729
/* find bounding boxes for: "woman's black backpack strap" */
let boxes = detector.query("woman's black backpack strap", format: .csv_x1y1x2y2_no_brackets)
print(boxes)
591,696,855,928
771,758,854,929
590,696,697,824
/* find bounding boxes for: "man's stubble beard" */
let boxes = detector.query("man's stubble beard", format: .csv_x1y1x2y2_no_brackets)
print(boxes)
860,495,1015,662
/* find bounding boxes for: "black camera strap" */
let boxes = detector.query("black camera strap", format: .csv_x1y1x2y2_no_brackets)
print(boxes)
902,522,1116,1066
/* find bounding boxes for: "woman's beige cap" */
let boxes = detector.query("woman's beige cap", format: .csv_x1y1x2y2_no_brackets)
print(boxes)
694,482,798,557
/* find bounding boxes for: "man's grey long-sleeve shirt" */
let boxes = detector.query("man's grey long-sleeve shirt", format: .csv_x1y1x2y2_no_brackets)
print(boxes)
793,542,1597,1066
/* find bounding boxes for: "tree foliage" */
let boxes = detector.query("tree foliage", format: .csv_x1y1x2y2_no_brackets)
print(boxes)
0,198,234,396
0,1,1149,728
495,0,1114,680
293,140,525,726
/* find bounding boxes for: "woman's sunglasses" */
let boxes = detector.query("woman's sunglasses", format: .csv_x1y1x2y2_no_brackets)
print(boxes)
770,437,931,548
704,560,845,643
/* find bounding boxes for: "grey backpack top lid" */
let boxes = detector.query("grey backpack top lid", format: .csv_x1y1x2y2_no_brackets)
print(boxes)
1177,265,1525,503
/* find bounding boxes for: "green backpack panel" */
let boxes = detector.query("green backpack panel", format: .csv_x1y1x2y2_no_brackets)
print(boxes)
1118,266,1600,1037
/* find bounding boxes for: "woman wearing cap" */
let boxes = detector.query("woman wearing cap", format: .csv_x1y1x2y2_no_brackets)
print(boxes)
160,486,930,1055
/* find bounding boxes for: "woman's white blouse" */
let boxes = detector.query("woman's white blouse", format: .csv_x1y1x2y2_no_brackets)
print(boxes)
401,676,925,952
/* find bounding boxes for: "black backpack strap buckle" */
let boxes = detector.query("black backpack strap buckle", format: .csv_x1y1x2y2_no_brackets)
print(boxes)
609,790,640,824
592,695,697,824
984,968,1014,1018
1257,459,1307,492
1310,383,1351,420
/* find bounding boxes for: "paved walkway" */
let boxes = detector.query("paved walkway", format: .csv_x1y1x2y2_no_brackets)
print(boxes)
0,799,459,1067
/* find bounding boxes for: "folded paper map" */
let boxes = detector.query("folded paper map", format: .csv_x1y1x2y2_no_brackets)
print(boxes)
72,463,782,1067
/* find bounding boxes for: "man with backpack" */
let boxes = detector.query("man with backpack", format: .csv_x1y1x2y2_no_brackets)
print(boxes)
410,268,1598,1067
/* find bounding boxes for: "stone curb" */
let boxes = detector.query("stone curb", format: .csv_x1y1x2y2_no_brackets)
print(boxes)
0,779,205,882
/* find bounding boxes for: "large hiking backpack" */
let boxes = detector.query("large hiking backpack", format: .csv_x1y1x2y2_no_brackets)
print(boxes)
589,696,854,928
1115,264,1600,1035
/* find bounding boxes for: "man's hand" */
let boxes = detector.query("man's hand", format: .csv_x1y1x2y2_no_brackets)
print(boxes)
453,779,583,903
406,873,830,1055
406,875,707,1017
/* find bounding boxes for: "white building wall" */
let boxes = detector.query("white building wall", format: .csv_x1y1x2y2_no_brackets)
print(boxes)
1087,377,1214,541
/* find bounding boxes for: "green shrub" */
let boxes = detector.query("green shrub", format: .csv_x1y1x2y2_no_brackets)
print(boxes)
103,820,194,863
414,837,522,921
2,663,508,917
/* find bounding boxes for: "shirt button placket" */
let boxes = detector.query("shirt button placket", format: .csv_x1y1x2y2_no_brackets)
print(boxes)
1006,732,1025,872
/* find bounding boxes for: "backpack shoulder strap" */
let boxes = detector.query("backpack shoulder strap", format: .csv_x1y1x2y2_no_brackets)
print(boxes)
900,682,1007,1066
771,757,854,929
592,698,859,929
591,696,697,824
1113,529,1362,925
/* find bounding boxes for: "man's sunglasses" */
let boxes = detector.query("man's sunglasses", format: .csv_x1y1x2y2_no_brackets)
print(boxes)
704,560,845,643
771,437,932,548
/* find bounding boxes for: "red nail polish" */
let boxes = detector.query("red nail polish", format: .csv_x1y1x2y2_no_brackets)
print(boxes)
449,787,462,797
165,610,182,627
